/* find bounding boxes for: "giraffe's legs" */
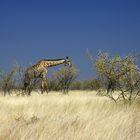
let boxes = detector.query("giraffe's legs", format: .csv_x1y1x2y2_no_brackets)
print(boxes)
28,81,32,95
24,79,32,95
41,79,48,94
40,71,48,94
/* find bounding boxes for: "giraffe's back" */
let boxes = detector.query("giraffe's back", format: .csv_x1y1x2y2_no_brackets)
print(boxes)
25,62,46,79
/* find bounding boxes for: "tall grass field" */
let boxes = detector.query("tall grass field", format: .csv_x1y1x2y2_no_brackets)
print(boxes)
0,91,140,140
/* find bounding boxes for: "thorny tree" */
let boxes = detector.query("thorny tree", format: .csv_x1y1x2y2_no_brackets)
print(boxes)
88,51,140,104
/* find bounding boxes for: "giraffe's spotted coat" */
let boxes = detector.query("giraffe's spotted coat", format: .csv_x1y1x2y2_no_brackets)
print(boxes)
23,57,72,95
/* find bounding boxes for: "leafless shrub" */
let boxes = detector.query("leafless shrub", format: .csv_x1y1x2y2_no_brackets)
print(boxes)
16,65,25,90
50,66,79,94
0,63,19,95
0,63,26,96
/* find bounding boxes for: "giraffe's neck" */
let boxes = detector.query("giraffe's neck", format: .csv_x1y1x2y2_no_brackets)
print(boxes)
39,59,65,68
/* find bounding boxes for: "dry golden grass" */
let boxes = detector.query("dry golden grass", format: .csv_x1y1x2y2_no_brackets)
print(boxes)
0,90,140,140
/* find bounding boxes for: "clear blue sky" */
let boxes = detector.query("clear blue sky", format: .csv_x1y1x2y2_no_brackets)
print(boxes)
0,0,140,79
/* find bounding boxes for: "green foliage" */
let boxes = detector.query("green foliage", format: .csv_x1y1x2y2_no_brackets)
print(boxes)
93,52,140,104
83,79,101,90
71,79,101,90
70,81,83,90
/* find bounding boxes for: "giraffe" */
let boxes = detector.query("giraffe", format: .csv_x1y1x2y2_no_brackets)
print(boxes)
23,57,72,95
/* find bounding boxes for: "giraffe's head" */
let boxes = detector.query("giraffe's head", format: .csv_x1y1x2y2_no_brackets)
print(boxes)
64,57,72,67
